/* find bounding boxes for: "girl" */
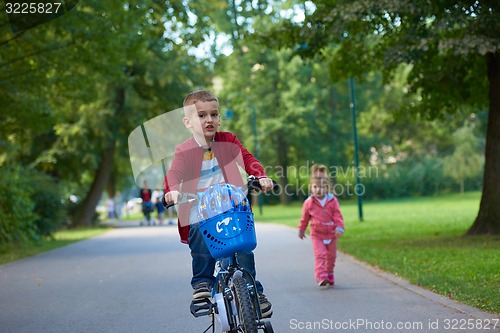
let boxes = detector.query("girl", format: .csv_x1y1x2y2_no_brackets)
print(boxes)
298,173,345,287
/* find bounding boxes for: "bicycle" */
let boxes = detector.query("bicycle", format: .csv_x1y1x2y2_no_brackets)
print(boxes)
165,177,275,333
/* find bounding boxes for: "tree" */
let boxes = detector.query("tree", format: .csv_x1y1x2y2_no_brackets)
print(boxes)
219,42,359,203
267,0,500,234
212,2,358,203
46,1,211,226
1,1,212,228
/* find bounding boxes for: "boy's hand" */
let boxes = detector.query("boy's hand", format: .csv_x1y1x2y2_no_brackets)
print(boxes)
298,231,306,239
258,177,274,192
335,229,344,238
165,191,180,204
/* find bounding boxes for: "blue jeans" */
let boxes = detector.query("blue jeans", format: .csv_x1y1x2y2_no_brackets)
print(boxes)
188,222,264,293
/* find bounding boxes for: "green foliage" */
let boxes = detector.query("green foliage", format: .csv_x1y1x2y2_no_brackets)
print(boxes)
0,167,66,243
217,9,487,200
218,40,355,189
0,167,37,243
220,42,484,201
1,0,213,229
360,157,449,199
443,123,484,193
271,0,499,114
29,172,66,238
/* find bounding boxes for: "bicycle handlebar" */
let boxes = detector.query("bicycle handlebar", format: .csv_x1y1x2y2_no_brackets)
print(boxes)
162,176,277,209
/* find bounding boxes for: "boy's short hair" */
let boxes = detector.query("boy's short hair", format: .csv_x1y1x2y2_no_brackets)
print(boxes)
183,90,219,107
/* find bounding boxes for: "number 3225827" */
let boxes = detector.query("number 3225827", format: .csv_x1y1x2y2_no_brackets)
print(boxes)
6,3,62,14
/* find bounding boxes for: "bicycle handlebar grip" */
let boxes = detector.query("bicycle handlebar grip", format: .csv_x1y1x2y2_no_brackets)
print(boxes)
248,178,262,191
247,178,279,191
162,193,181,209
163,192,198,209
162,196,175,209
272,180,279,191
164,202,175,209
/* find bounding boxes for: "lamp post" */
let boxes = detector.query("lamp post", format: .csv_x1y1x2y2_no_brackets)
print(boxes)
349,77,364,221
249,103,259,161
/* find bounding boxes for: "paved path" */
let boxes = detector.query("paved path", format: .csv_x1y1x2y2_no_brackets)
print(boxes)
0,222,498,333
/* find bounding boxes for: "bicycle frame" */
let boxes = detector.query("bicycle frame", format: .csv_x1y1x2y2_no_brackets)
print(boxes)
167,178,275,333
191,252,270,333
216,254,263,324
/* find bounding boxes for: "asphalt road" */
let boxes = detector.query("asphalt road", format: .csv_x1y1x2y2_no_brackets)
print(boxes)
0,222,498,333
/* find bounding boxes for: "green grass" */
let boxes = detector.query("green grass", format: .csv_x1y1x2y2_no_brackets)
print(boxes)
1,209,149,266
255,191,500,314
0,227,110,266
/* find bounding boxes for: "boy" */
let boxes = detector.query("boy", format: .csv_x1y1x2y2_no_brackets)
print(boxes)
163,90,273,317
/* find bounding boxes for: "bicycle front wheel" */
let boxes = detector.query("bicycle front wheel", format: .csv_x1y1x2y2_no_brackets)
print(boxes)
232,275,258,333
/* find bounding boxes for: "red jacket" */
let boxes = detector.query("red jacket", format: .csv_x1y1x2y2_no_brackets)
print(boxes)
298,193,345,239
164,131,266,243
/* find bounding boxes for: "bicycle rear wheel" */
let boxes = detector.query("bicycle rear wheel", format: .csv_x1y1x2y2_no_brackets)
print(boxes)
232,275,258,333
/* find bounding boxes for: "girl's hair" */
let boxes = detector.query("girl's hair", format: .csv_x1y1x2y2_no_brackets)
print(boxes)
183,90,219,106
309,174,331,192
310,164,329,178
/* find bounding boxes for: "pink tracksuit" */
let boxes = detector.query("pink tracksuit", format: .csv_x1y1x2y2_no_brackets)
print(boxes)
298,193,345,284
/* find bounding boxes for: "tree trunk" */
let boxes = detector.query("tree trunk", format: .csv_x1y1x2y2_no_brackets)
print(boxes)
71,85,125,227
72,143,116,226
466,51,500,235
107,172,116,199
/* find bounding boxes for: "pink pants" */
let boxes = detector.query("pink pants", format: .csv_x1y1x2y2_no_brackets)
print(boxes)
311,236,338,284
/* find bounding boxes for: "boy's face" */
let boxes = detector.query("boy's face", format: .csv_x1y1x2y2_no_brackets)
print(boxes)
311,180,328,199
183,100,220,144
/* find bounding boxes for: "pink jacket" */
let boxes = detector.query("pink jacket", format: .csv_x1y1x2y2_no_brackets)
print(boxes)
298,193,345,239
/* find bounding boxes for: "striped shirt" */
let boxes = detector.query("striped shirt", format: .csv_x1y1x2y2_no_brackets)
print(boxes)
194,136,224,191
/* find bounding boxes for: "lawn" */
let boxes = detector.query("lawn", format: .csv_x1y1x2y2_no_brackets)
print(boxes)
0,228,110,266
0,209,149,267
255,191,499,314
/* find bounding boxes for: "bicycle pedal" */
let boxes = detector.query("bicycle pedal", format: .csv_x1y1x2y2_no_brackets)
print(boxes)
190,298,213,317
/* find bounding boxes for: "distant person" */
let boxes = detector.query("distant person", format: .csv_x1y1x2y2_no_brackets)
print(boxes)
106,198,115,220
152,186,166,225
139,181,153,226
298,171,345,287
114,191,124,220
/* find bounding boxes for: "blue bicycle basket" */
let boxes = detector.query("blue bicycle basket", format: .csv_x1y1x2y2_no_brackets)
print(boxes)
197,184,256,259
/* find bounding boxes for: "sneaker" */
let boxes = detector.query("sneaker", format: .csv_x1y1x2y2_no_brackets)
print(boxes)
328,274,335,285
258,293,273,318
193,282,212,299
319,279,331,287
